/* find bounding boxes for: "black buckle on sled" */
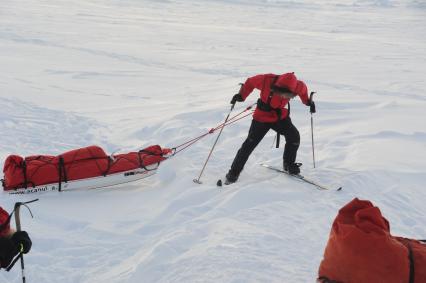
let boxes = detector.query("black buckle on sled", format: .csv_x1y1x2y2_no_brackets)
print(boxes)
58,156,68,192
137,149,161,171
22,160,28,189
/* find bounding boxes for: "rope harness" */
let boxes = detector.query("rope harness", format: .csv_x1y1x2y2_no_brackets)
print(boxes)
170,103,255,155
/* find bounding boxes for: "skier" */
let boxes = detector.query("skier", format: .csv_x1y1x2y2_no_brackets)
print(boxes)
0,206,32,270
225,72,315,184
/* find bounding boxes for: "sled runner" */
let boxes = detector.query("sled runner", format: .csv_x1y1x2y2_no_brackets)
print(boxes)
2,145,172,194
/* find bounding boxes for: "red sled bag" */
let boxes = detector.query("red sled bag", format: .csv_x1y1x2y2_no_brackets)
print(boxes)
108,145,168,174
318,198,426,283
2,145,171,191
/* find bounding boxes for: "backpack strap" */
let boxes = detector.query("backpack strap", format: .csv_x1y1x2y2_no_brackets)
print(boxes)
137,149,162,171
407,242,415,283
58,156,67,192
399,238,415,283
22,160,28,189
267,75,279,105
5,253,22,272
317,277,341,283
103,157,112,177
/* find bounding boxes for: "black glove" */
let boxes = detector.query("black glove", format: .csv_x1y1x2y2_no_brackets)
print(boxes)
11,231,32,254
230,93,244,105
0,237,19,268
309,100,316,113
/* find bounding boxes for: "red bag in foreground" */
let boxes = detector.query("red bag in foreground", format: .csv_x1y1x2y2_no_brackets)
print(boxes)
318,198,426,283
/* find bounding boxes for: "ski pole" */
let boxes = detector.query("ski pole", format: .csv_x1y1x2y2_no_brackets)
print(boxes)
309,92,316,168
13,199,38,283
193,103,235,184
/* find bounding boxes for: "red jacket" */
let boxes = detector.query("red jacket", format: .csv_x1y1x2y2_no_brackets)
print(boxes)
0,207,10,237
240,73,309,123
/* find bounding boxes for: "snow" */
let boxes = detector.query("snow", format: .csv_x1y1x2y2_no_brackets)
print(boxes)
1,0,425,282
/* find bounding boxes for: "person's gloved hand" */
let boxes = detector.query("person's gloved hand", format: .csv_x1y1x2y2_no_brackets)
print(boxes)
11,231,32,254
309,100,316,113
230,93,244,105
0,238,19,268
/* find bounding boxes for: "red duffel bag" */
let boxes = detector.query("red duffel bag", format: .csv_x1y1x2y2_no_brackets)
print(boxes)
318,198,426,283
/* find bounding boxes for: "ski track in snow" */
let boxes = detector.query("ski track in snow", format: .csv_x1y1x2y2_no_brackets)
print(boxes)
1,0,426,282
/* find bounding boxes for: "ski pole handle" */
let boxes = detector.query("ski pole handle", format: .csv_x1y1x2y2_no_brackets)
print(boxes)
309,91,316,103
309,91,316,114
230,83,244,106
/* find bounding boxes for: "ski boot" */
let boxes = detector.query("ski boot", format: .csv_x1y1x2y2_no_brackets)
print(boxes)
224,170,239,185
284,162,302,175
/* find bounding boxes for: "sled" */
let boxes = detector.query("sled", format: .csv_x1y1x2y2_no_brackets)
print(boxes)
2,145,172,194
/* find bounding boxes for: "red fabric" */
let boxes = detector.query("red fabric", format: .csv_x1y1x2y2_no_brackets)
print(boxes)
318,198,426,283
3,155,25,189
108,145,167,174
240,73,309,123
275,72,298,92
59,146,107,164
295,80,308,99
2,145,171,191
0,207,10,237
24,155,59,189
59,146,109,182
401,237,426,282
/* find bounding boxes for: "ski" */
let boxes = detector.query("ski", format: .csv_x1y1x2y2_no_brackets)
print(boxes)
260,164,342,191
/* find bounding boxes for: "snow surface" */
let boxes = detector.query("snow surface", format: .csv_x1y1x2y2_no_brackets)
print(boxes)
1,0,425,282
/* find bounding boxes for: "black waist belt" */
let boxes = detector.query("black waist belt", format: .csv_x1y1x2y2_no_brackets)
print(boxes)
256,99,282,120
256,98,272,111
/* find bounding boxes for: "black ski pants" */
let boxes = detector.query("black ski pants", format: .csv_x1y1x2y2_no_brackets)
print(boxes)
229,117,300,177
